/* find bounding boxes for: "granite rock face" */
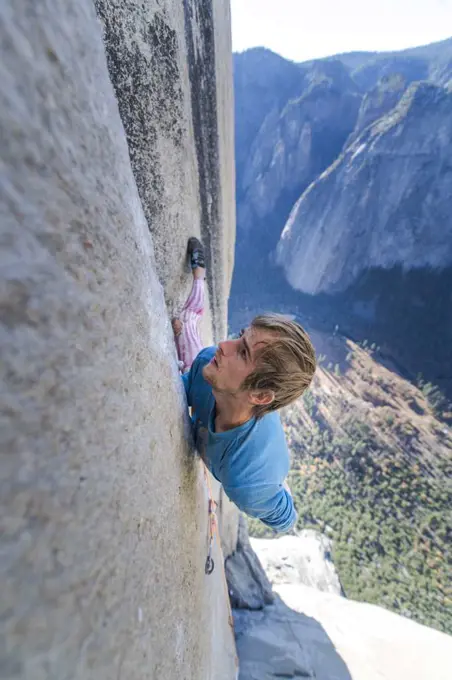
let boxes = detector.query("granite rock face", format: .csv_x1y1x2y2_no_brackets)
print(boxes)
95,0,235,341
1,2,236,679
225,516,274,610
277,82,452,294
237,60,360,235
231,55,362,306
351,55,429,93
348,73,407,143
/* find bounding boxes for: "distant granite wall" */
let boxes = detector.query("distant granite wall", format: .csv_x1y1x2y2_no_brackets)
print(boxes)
1,2,236,679
276,82,452,295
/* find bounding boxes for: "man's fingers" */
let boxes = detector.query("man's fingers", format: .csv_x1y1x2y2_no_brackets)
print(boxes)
172,318,183,336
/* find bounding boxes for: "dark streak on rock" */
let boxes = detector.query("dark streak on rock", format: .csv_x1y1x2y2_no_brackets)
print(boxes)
94,2,183,228
183,0,221,340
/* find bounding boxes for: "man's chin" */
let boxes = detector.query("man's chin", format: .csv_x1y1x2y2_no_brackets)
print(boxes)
202,363,216,387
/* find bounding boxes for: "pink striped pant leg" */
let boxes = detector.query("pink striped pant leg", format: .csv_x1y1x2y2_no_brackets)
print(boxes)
175,278,205,371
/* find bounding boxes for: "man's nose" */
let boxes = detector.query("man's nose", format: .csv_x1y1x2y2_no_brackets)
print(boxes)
218,339,236,356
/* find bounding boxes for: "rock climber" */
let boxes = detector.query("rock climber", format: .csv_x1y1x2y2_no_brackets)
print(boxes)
172,237,316,533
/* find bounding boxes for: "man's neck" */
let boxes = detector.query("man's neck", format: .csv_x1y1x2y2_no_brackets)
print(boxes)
212,390,254,433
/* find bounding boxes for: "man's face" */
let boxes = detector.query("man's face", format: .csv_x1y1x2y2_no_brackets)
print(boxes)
202,326,275,395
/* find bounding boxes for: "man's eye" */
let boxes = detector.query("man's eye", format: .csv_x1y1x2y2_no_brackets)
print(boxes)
239,328,245,337
239,341,248,359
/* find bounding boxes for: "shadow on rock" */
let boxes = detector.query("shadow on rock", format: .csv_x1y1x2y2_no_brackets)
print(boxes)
226,518,351,679
234,593,352,680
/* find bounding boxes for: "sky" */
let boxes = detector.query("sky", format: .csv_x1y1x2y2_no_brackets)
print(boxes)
231,0,452,63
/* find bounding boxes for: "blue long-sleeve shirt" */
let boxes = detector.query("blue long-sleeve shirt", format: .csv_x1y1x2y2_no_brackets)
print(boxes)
182,347,296,533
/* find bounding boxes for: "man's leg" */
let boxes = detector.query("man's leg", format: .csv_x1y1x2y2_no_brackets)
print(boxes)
173,238,206,372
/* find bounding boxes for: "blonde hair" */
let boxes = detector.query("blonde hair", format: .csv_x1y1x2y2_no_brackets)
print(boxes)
242,314,316,418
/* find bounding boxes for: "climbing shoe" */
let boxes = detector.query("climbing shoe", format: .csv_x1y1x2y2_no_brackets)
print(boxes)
187,236,206,269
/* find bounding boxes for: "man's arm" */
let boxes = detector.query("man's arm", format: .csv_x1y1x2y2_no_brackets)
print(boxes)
223,483,297,534
181,353,203,407
181,369,192,406
180,347,215,406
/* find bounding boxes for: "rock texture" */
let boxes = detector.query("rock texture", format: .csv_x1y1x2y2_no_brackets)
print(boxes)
277,82,452,294
234,594,351,680
348,73,406,143
1,2,236,679
225,516,274,610
232,530,348,679
95,0,235,342
250,531,342,594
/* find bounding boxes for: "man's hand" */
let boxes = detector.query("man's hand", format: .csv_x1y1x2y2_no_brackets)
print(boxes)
172,318,183,337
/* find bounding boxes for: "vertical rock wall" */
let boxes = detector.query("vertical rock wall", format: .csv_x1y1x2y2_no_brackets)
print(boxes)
0,1,236,679
94,0,235,341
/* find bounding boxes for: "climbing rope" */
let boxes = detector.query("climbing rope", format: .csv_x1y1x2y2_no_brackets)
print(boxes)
204,493,217,575
202,462,237,636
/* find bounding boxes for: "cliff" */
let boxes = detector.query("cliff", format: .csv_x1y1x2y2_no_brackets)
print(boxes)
279,330,452,634
2,5,450,678
233,48,304,180
347,73,407,143
276,81,452,294
239,61,361,235
0,2,237,679
232,54,361,301
95,0,235,341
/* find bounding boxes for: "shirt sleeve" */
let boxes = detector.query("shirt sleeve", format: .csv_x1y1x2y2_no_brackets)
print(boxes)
180,352,203,407
223,483,297,534
181,370,192,406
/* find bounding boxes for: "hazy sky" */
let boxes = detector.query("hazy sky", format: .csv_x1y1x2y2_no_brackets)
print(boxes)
231,0,452,62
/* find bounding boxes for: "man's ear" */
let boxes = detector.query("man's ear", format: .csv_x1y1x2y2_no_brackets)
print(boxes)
249,390,275,407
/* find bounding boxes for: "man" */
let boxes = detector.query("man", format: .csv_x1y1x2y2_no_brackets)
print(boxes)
173,238,316,533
